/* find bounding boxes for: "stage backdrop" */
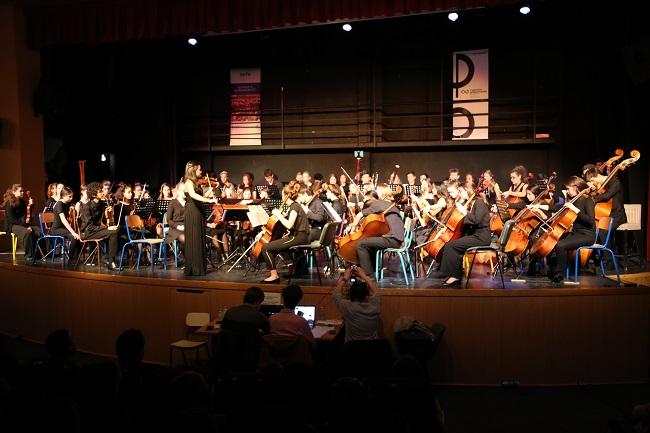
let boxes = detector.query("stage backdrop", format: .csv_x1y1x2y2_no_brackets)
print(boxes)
452,49,489,140
229,68,261,146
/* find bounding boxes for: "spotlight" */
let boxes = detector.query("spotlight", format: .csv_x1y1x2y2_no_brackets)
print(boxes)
187,37,198,46
100,154,107,162
342,23,352,32
519,6,531,15
448,12,459,22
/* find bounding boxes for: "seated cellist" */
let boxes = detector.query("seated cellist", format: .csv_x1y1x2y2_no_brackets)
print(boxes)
431,190,491,288
260,181,311,283
347,183,404,279
545,176,595,284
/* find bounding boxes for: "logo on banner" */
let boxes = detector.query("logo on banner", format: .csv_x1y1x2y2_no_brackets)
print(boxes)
452,50,489,140
230,68,262,146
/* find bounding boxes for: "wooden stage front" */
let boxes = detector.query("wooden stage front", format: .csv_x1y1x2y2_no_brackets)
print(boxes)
0,256,648,386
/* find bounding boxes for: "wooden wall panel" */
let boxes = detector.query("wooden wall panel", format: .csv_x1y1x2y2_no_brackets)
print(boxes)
1,263,648,385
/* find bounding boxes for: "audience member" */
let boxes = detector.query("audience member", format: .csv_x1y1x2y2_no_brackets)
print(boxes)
332,267,381,342
221,286,270,334
269,285,315,346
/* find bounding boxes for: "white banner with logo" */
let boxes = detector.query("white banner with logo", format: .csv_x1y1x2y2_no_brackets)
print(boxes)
230,68,262,146
452,49,489,140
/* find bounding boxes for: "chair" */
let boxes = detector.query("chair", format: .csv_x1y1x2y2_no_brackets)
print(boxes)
158,212,180,267
32,212,67,264
74,213,108,269
616,204,642,271
0,231,18,261
341,339,394,378
289,221,341,284
119,214,166,271
463,219,516,289
169,312,211,367
571,216,621,285
258,334,314,369
375,217,415,284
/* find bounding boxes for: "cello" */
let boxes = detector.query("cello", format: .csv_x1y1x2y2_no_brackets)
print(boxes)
336,201,395,265
503,173,557,256
251,195,290,259
424,179,483,261
598,148,624,175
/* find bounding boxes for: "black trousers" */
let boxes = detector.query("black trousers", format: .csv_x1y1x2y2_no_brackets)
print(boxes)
10,225,42,257
547,231,595,280
355,236,401,276
261,232,309,270
83,228,119,261
439,234,490,279
308,227,322,242
50,227,80,259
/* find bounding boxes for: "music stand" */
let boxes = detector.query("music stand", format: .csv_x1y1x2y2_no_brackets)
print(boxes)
134,198,155,219
155,199,171,217
263,198,281,215
215,205,256,272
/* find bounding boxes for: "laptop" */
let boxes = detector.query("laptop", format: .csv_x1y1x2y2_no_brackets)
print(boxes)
294,305,316,329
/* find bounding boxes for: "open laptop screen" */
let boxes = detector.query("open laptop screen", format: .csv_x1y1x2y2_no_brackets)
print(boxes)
294,305,316,328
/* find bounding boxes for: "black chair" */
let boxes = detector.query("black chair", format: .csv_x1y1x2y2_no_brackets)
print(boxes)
211,329,262,377
395,321,446,362
289,221,340,284
341,339,393,378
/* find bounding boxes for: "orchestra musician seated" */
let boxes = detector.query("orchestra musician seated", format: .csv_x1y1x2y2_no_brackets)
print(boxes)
260,181,310,283
431,193,491,288
2,183,42,261
78,182,119,269
545,176,595,284
347,183,404,279
50,187,82,265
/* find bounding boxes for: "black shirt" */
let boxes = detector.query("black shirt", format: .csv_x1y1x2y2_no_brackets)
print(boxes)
289,202,309,234
362,199,405,242
52,200,71,231
79,200,104,234
462,200,491,241
593,177,626,225
166,199,185,229
4,198,28,232
307,197,326,227
222,304,270,335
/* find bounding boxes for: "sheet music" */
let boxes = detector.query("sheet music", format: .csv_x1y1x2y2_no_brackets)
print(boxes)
322,201,342,223
247,205,269,227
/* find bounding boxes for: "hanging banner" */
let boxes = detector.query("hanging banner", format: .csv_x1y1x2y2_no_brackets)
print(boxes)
452,49,489,140
230,68,261,146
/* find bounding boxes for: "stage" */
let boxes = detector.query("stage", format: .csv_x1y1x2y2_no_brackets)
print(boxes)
0,253,648,385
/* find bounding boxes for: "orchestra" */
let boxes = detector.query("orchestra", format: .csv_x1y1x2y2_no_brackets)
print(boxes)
1,149,640,288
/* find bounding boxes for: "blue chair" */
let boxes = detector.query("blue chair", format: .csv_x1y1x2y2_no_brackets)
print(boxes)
119,214,166,272
32,212,67,264
158,212,180,268
571,216,621,285
375,217,415,284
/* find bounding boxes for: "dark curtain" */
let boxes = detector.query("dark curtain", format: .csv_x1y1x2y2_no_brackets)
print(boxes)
25,0,517,48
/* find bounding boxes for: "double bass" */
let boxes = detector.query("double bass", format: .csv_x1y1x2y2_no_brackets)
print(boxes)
573,150,641,266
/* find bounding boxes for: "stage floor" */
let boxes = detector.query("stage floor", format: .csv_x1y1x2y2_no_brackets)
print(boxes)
0,249,644,291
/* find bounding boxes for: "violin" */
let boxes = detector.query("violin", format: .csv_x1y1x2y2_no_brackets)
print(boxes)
25,190,32,225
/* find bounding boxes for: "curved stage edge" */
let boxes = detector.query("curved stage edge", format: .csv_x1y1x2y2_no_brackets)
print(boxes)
1,261,648,386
